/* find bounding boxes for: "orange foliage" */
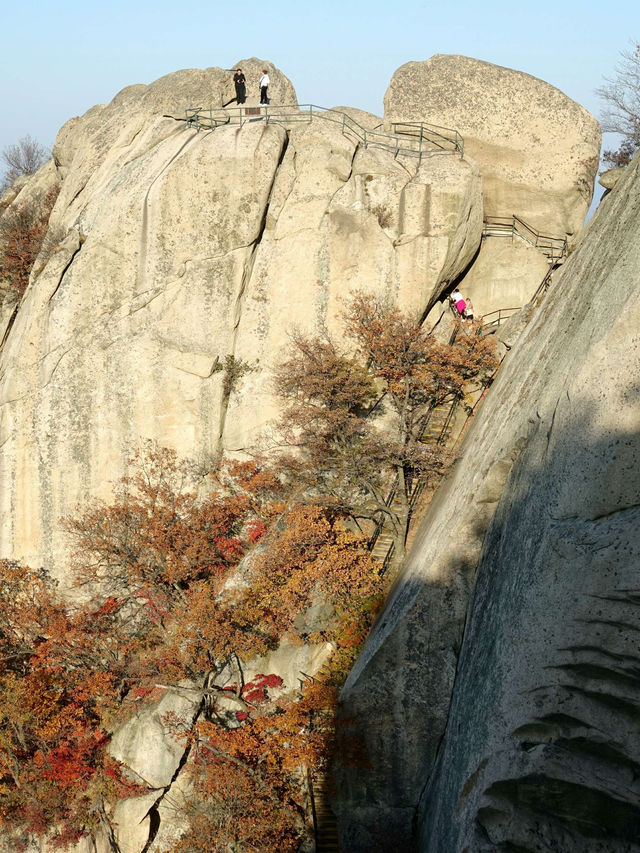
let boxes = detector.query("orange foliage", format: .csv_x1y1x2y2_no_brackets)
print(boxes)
0,186,59,297
4,295,487,847
0,562,142,849
0,445,386,850
274,292,499,568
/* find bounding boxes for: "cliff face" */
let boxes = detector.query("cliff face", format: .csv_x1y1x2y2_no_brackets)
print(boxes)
0,54,605,852
338,154,640,851
0,62,492,580
384,54,601,239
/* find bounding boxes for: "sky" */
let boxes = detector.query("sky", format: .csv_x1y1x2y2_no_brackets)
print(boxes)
1,0,639,190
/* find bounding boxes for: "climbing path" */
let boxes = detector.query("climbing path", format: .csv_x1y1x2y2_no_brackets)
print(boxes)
184,104,464,160
482,215,568,262
305,395,459,852
369,398,459,572
312,771,339,853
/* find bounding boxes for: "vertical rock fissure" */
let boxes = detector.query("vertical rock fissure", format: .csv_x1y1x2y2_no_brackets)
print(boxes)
413,591,474,833
47,239,83,304
215,129,290,455
0,301,20,353
138,695,207,853
137,129,200,291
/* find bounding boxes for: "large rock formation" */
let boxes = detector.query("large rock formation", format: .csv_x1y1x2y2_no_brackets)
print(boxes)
384,55,601,239
337,154,640,850
457,237,550,317
0,64,483,578
0,54,606,851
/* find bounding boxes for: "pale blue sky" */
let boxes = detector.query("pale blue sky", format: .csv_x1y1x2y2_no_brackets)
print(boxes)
2,0,639,172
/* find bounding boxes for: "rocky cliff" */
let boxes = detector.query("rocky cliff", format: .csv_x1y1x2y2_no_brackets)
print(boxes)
0,56,599,583
384,54,601,239
0,54,605,852
337,152,640,851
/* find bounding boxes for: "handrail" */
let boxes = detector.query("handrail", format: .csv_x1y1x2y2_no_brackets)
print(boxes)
391,121,464,158
530,263,556,304
368,396,458,565
482,214,568,261
184,104,464,160
479,307,522,334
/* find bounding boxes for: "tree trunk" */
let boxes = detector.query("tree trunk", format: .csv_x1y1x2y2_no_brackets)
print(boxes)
387,466,411,572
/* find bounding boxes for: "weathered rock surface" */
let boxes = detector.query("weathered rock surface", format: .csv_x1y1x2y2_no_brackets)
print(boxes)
384,54,601,239
457,236,550,318
0,68,482,577
0,159,59,214
598,165,627,190
227,129,482,451
0,56,606,852
337,153,640,850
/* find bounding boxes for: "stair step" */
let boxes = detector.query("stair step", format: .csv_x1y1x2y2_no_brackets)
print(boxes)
368,401,458,569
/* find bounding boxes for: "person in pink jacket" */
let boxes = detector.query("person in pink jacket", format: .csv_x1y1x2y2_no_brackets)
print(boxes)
449,288,466,316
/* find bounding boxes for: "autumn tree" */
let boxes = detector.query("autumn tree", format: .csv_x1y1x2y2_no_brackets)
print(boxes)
0,444,384,850
274,293,498,569
0,185,60,297
0,560,142,850
164,500,381,853
597,41,640,168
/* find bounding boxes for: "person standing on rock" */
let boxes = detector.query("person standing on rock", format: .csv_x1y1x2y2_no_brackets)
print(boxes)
259,69,270,105
449,288,466,316
233,68,246,104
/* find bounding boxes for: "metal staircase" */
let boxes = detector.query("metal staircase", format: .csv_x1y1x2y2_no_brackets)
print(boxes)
368,399,458,573
306,398,458,850
184,104,464,161
311,771,339,853
482,214,568,262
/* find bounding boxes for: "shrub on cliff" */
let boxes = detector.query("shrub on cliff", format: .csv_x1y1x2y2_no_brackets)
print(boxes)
274,292,498,570
0,444,384,850
1,135,48,193
0,186,60,297
597,41,640,168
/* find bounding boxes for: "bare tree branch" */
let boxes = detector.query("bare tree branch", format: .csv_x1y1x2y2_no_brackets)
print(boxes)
596,41,640,168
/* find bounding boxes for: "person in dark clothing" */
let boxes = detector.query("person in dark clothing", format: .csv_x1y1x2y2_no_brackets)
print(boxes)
233,69,246,104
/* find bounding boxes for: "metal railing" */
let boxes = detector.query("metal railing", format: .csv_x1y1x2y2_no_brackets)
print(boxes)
184,104,464,161
368,397,459,567
391,121,464,157
482,215,568,261
480,307,522,333
530,263,556,304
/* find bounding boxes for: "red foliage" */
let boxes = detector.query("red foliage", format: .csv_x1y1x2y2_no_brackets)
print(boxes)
0,445,387,850
247,518,267,543
0,186,59,297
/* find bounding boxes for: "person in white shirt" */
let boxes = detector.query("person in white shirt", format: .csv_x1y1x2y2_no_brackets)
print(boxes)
259,70,270,105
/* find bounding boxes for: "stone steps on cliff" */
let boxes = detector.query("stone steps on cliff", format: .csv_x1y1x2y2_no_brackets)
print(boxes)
313,772,339,852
